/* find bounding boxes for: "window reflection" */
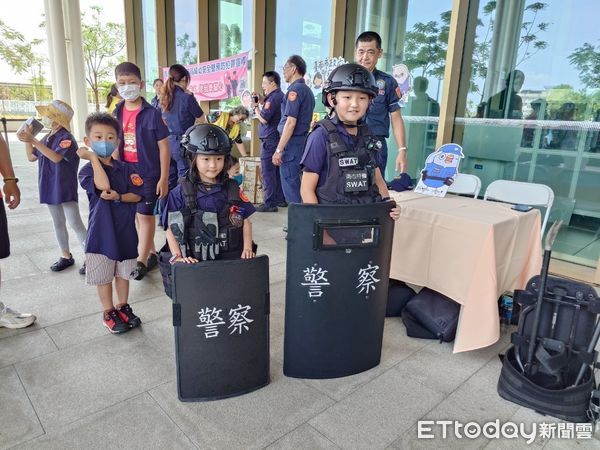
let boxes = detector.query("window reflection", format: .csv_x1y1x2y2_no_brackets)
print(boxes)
174,0,198,64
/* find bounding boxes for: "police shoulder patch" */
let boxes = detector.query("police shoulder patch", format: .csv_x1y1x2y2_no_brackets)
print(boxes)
265,101,271,110
239,188,250,203
59,139,72,149
130,173,144,186
288,91,298,101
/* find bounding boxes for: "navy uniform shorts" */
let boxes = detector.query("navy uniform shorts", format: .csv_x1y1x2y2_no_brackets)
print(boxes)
0,200,10,259
137,177,159,216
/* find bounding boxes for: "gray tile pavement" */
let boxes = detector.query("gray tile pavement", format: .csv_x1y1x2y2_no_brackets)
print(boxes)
1,137,599,449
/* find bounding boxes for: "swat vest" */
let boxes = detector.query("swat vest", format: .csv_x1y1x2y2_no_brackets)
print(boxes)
177,178,244,260
314,118,382,204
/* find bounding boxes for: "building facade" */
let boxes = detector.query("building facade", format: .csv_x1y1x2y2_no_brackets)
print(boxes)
125,0,600,280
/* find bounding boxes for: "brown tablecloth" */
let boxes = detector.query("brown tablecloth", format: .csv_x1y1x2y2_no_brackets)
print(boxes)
390,191,542,353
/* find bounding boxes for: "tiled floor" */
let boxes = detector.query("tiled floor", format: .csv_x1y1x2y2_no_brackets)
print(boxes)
1,137,599,449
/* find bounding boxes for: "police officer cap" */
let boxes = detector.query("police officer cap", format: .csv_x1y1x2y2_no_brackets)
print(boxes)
322,63,378,107
438,143,464,158
181,123,232,156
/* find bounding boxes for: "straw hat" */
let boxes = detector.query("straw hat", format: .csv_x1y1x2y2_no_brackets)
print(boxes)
35,100,74,132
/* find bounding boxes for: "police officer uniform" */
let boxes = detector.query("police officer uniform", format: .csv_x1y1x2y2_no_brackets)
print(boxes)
364,69,401,174
277,78,315,203
258,87,285,209
300,64,382,205
161,85,205,184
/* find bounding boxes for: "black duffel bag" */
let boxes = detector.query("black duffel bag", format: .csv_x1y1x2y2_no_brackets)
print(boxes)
386,279,416,317
402,288,461,342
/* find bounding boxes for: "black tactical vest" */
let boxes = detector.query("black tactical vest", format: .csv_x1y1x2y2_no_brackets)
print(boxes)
179,178,244,260
314,118,382,204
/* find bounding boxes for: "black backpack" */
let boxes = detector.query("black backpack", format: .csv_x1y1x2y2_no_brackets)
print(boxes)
385,279,416,317
402,288,461,342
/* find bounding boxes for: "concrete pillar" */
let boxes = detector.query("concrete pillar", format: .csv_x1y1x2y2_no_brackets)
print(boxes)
63,0,88,140
44,0,72,106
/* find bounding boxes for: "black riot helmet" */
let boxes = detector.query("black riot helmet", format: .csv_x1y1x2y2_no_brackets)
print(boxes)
322,63,378,107
180,123,232,157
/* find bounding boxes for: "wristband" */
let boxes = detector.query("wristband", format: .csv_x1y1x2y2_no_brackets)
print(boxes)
3,177,19,183
169,253,182,264
275,148,283,154
399,147,407,151
114,193,122,203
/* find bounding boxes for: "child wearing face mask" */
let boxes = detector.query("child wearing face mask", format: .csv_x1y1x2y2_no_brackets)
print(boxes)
17,100,88,274
112,62,170,281
78,113,144,334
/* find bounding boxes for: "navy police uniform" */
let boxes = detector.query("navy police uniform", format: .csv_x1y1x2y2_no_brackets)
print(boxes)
364,69,400,174
301,117,381,204
161,86,204,184
258,88,285,208
113,98,169,215
277,78,315,203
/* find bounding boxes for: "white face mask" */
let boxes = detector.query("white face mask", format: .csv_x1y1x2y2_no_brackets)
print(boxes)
118,84,141,101
41,116,54,128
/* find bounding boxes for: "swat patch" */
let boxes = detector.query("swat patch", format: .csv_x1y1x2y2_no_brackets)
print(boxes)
344,170,369,192
338,157,359,167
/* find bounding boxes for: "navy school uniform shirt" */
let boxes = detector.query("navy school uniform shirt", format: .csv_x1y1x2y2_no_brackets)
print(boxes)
300,120,359,189
79,159,143,261
161,85,204,136
365,69,401,137
33,127,80,205
113,98,170,180
259,88,284,139
161,181,256,229
277,78,315,137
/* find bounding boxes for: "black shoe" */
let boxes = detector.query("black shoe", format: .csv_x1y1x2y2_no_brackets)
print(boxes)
78,263,86,275
103,309,129,334
256,204,278,213
277,202,288,207
146,253,158,271
51,255,75,272
131,261,148,280
117,303,142,328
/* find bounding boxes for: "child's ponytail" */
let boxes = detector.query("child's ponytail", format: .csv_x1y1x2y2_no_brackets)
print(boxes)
160,64,191,112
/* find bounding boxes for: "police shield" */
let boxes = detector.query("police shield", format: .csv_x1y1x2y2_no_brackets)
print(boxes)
283,201,396,379
172,255,270,401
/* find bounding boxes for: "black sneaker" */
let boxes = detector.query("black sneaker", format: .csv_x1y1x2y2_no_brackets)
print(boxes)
50,255,75,272
78,263,86,275
116,303,141,328
103,309,129,334
146,253,158,271
277,202,288,207
131,261,148,280
256,204,278,213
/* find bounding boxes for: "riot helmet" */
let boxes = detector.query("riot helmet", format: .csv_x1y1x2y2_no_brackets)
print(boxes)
181,123,232,157
322,63,378,107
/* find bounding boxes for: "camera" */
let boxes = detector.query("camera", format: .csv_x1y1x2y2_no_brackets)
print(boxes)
252,94,259,104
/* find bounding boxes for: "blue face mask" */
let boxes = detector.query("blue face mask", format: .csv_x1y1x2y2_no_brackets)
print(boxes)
232,174,243,185
91,140,116,158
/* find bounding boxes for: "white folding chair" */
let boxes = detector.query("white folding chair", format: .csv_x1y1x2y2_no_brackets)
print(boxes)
447,173,482,198
483,180,554,238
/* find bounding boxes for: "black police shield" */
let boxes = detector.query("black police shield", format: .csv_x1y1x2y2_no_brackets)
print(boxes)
283,201,396,379
172,255,270,401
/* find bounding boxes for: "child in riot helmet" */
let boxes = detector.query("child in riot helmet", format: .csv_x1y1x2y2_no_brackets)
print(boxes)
299,63,400,220
160,124,256,267
77,113,144,334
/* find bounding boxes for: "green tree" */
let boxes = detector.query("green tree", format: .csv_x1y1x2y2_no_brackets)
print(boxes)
82,6,125,111
176,32,197,64
0,19,39,75
568,41,600,90
403,12,449,79
516,2,550,66
219,23,242,57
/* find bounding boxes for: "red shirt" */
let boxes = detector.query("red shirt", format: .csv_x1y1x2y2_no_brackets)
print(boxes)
122,106,141,163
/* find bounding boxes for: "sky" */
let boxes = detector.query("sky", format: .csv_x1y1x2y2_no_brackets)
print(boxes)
0,0,125,84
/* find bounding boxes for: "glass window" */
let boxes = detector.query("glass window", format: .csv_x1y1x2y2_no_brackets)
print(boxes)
455,0,600,267
352,0,452,178
141,0,158,100
274,0,333,91
174,0,198,64
218,0,253,110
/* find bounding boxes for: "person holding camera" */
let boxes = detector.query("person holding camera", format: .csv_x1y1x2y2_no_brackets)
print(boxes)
252,71,286,212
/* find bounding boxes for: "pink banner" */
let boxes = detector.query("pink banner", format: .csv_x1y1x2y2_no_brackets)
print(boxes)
162,51,250,102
